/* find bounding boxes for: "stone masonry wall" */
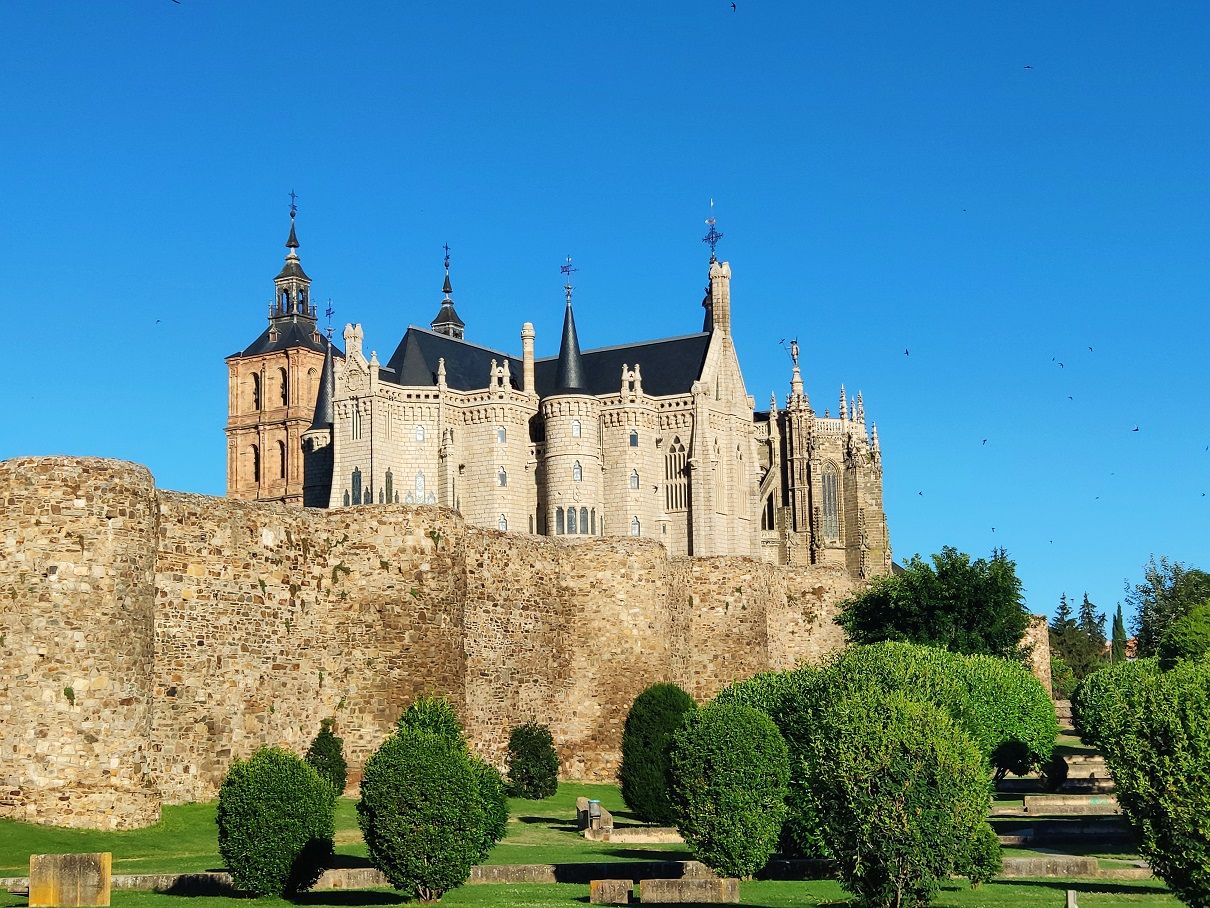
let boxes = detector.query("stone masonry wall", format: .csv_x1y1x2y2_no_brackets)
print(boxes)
0,457,857,828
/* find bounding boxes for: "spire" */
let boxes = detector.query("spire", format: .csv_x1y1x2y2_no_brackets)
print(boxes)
871,421,880,451
554,256,587,393
856,391,865,423
430,243,465,339
839,385,848,420
272,193,313,320
789,339,805,401
309,338,335,431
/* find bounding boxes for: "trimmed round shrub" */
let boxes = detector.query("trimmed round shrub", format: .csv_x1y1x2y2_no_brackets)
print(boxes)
959,653,1059,777
305,718,348,795
960,823,1003,889
216,747,335,896
619,682,697,824
1158,602,1210,670
506,723,559,799
469,755,509,861
396,696,465,746
802,689,994,908
1101,657,1210,906
1072,658,1159,751
357,727,485,901
712,668,817,730
668,702,790,878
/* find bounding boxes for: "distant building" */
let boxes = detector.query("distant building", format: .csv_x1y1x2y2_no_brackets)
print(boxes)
226,212,892,576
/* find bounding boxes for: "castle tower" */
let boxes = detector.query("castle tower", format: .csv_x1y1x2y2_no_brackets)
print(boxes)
429,244,466,339
225,202,331,504
541,261,603,536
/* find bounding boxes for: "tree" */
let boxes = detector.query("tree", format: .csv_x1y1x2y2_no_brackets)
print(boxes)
1158,602,1210,670
305,718,348,796
836,546,1029,660
1112,604,1128,663
619,683,697,824
506,723,559,799
1127,556,1210,657
1049,594,1079,666
1070,593,1107,678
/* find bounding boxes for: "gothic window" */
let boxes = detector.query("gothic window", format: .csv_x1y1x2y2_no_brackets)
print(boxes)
498,467,507,487
664,437,688,511
573,461,583,482
363,488,372,504
379,489,384,504
351,468,362,504
761,493,775,531
498,514,508,532
415,424,425,442
497,426,507,444
580,507,588,534
279,368,289,407
250,444,261,484
630,516,641,537
629,469,639,490
343,490,350,507
307,368,317,401
571,419,582,438
629,429,639,447
385,470,393,502
277,440,286,479
251,373,261,411
556,507,565,535
415,471,425,499
823,462,840,540
351,407,362,440
568,507,578,534
590,508,596,534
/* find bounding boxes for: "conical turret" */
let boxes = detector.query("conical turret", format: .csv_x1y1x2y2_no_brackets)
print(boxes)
430,244,465,339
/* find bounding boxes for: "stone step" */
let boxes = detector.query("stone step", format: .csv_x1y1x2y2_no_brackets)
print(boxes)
1024,794,1120,815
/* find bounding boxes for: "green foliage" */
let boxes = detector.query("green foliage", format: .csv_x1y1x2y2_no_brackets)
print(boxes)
618,683,697,824
668,703,789,878
1052,592,1109,680
506,723,559,799
836,546,1029,659
959,822,1003,889
1128,556,1210,657
1158,602,1210,670
305,718,348,795
468,756,509,861
1112,604,1129,663
1050,654,1077,700
803,690,994,908
1100,658,1210,906
1071,658,1160,751
712,668,817,729
216,747,335,896
357,727,484,901
396,696,465,746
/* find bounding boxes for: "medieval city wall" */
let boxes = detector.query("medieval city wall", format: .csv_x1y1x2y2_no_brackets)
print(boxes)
0,456,856,829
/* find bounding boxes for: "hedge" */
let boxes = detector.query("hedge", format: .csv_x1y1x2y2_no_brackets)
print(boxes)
619,682,697,824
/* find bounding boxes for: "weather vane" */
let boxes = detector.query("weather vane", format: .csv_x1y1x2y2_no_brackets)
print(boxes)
702,198,723,261
325,299,334,339
560,255,577,304
289,189,299,219
443,242,451,272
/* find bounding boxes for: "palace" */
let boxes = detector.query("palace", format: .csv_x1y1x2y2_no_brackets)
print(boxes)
225,212,891,575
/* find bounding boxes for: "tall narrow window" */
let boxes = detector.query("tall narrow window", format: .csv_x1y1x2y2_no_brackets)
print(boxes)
629,430,639,447
277,440,286,479
590,509,596,534
351,407,362,440
571,419,582,438
351,468,362,504
629,469,639,490
343,490,351,507
279,368,289,406
568,507,578,534
556,507,565,535
250,444,261,484
385,470,393,502
664,437,688,510
415,424,425,442
498,467,508,487
415,471,426,499
572,461,583,482
822,463,840,540
251,373,261,411
497,426,507,444
498,514,508,532
580,507,588,534
364,488,372,504
630,516,641,537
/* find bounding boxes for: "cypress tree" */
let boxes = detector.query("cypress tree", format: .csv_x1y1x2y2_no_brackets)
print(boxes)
1111,604,1128,663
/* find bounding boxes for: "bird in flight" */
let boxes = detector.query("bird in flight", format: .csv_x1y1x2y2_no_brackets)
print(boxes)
1088,345,1094,352
917,490,923,496
982,439,987,445
1058,362,1065,368
1067,395,1073,400
1132,426,1140,432
1024,65,1033,69
904,348,910,357
731,1,736,8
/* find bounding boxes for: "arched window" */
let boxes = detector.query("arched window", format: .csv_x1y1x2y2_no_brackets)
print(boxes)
415,471,426,499
498,514,508,532
630,516,641,537
415,424,425,442
590,508,596,534
761,494,775,531
385,469,393,502
351,407,362,440
664,437,688,510
629,430,639,447
379,489,384,504
822,463,840,540
279,368,289,406
580,507,588,534
568,507,578,534
277,440,286,479
556,507,565,535
498,467,508,487
343,490,350,507
307,368,317,402
571,419,582,438
251,373,261,411
497,426,507,444
629,469,639,490
572,461,583,482
250,444,260,484
363,488,372,504
351,468,362,504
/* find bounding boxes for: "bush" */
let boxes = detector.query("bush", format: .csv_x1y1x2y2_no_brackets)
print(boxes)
803,690,994,908
357,727,485,901
305,718,348,795
1051,655,1077,700
619,682,696,824
216,747,335,896
1072,658,1159,751
506,723,559,799
960,823,1003,889
1158,602,1210,670
713,668,816,730
1101,658,1210,906
668,703,789,878
469,755,509,861
397,696,465,746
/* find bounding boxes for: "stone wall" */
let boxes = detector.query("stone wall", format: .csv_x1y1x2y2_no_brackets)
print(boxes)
0,456,857,828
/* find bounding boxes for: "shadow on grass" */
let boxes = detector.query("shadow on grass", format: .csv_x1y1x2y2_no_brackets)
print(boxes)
988,879,1166,896
326,854,376,870
289,891,406,906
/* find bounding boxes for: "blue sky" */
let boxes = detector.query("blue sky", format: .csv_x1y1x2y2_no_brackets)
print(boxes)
2,2,1206,623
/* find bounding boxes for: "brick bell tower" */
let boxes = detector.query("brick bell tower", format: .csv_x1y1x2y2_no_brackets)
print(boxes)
225,198,335,504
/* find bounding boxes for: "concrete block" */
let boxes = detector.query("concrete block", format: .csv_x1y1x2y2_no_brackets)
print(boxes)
29,854,111,907
640,878,739,903
590,879,632,904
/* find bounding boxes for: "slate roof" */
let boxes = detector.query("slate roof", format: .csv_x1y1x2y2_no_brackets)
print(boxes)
383,327,519,391
232,317,338,358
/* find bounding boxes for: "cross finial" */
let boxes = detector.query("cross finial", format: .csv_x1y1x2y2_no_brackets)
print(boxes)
560,255,577,306
702,199,723,262
443,242,451,272
289,189,299,219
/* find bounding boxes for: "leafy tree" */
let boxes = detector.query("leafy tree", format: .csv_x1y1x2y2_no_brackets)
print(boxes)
1158,602,1210,670
217,747,335,896
619,683,697,824
836,546,1028,660
1112,604,1128,663
1127,556,1210,657
506,723,559,799
305,718,348,795
1050,655,1077,700
668,703,789,878
468,755,509,861
1071,658,1159,750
